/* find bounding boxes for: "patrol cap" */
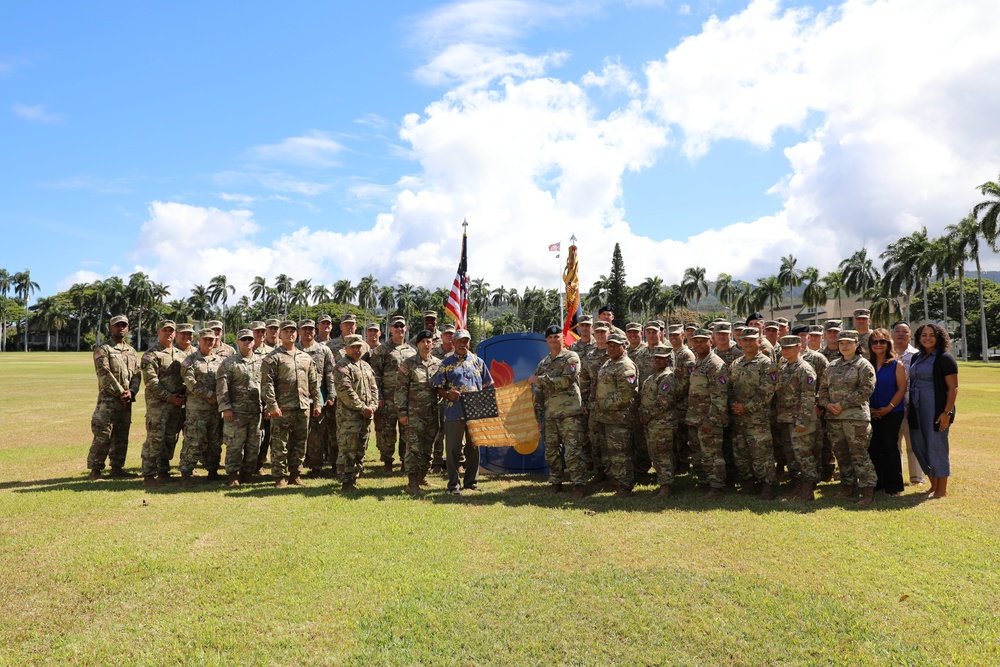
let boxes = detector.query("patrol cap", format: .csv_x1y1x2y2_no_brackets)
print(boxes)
776,317,790,326
110,314,129,327
668,325,684,335
453,329,471,340
625,322,642,332
278,319,297,331
237,329,254,340
746,312,764,324
652,346,672,358
207,320,223,330
318,314,333,324
684,322,697,331
157,319,176,331
442,324,456,333
545,325,562,337
838,330,860,342
341,314,357,324
779,335,802,347
176,323,195,333
366,321,381,331
298,319,316,329
764,321,779,330
414,329,435,343
198,328,216,340
739,328,760,339
578,315,594,325
343,334,364,347
714,322,732,333
607,332,627,345
389,315,406,326
644,320,660,330
265,319,281,328
422,310,438,319
808,324,824,334
691,328,712,339
790,324,808,335
593,322,610,332
598,305,614,314
249,320,266,331
853,309,871,318
824,319,843,332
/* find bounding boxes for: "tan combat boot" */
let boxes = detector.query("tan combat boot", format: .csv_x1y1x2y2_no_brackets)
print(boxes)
856,487,875,506
835,484,856,498
109,466,135,478
143,475,161,489
545,483,563,495
274,477,289,489
88,469,102,481
571,484,587,499
758,484,776,500
796,481,816,501
288,467,306,487
654,484,672,499
227,473,240,487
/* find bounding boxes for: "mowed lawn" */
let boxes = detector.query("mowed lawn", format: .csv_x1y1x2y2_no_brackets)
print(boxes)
1,353,998,667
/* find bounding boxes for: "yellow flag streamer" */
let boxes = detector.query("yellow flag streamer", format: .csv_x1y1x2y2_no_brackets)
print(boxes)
466,380,540,453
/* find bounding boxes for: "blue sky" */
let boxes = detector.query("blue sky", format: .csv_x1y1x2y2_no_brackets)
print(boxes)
2,0,998,302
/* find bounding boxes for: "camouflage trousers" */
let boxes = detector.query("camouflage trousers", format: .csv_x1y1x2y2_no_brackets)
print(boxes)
224,412,262,475
732,419,776,485
543,414,587,486
430,403,445,467
403,415,438,478
586,408,605,474
776,422,819,483
141,402,184,477
691,423,725,489
645,419,676,486
305,404,334,470
818,414,835,477
89,398,132,470
375,402,407,465
602,423,635,489
256,414,272,470
270,408,310,478
179,408,223,474
827,419,877,489
673,419,691,474
338,414,372,484
633,415,651,476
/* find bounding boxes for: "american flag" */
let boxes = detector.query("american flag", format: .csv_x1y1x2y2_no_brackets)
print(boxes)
548,242,560,251
445,228,469,330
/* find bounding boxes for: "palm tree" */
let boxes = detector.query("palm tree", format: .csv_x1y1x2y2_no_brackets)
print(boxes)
973,171,1000,246
356,275,379,314
865,279,902,328
250,276,268,303
127,272,156,350
292,279,312,318
490,285,508,311
274,274,293,319
67,282,89,351
777,254,803,315
839,248,880,308
377,285,395,314
469,278,491,318
0,268,11,352
732,282,759,321
946,214,979,361
755,275,783,319
801,267,826,325
187,285,213,325
13,270,40,351
713,273,736,321
930,234,962,329
332,279,356,318
34,296,68,351
506,287,521,315
208,275,236,318
584,275,610,312
664,285,689,325
395,283,416,323
881,229,928,323
311,284,332,308
953,211,991,361
681,266,708,319
823,270,847,320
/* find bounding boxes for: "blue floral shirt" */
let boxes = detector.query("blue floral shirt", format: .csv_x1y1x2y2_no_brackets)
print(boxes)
432,352,494,421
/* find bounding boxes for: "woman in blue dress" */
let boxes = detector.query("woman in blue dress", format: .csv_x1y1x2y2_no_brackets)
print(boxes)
908,324,959,499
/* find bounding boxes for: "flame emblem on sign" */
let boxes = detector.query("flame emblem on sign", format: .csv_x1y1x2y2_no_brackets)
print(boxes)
490,359,515,387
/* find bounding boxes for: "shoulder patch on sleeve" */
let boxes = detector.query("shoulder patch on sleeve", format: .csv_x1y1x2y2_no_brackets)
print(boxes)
569,363,577,373
660,381,671,392
718,376,727,385
807,375,815,385
338,366,349,374
769,371,777,382
93,349,103,361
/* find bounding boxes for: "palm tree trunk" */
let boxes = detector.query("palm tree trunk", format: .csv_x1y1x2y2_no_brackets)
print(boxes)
46,327,51,352
975,252,989,362
941,276,948,329
837,296,843,320
136,312,142,352
959,266,968,362
76,317,82,352
922,283,929,322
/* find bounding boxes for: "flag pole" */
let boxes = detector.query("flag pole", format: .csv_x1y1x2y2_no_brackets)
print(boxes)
557,239,564,328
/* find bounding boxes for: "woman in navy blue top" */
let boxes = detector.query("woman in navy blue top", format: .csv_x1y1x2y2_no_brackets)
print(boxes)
909,324,959,499
866,328,906,494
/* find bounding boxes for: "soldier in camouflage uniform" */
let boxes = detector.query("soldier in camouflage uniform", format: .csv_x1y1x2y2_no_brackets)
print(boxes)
217,330,263,486
686,329,730,498
639,347,684,498
365,321,382,357
712,321,741,486
821,320,843,362
729,328,778,498
819,330,878,506
206,319,236,359
799,324,833,482
853,309,872,351
595,332,638,498
139,320,186,488
334,334,379,491
408,310,443,348
579,322,611,482
397,330,441,493
569,315,595,358
371,315,417,473
317,314,335,344
261,321,322,488
254,319,278,475
327,314,371,361
597,305,628,339
178,329,224,485
667,325,697,475
625,322,646,361
175,322,195,354
531,325,587,498
88,315,141,480
776,335,820,501
430,323,456,472
297,319,336,478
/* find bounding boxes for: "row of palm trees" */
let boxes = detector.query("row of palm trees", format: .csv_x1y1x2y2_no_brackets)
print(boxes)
0,269,40,352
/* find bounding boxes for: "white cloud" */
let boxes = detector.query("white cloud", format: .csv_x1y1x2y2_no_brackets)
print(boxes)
248,130,344,167
13,103,63,123
416,44,569,88
582,58,641,96
57,270,103,292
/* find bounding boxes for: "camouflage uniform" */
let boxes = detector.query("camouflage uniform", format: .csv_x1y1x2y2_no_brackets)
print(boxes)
334,355,379,484
728,352,777,485
569,337,596,358
297,341,336,472
253,341,275,471
715,344,742,368
429,343,454,468
776,357,820,482
213,341,237,358
686,351,729,489
179,350,224,474
261,347,321,478
595,354,638,489
89,340,141,471
216,351,264,476
639,367,684,486
396,353,441,481
371,340,417,466
759,337,776,362
670,345,697,472
801,347,832,479
819,354,877,489
579,345,609,474
140,343,187,477
532,349,587,487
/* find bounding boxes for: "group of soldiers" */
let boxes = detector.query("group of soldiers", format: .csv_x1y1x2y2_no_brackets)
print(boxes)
87,310,459,492
532,305,881,505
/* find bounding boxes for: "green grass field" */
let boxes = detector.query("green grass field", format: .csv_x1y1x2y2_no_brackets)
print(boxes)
1,352,998,666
